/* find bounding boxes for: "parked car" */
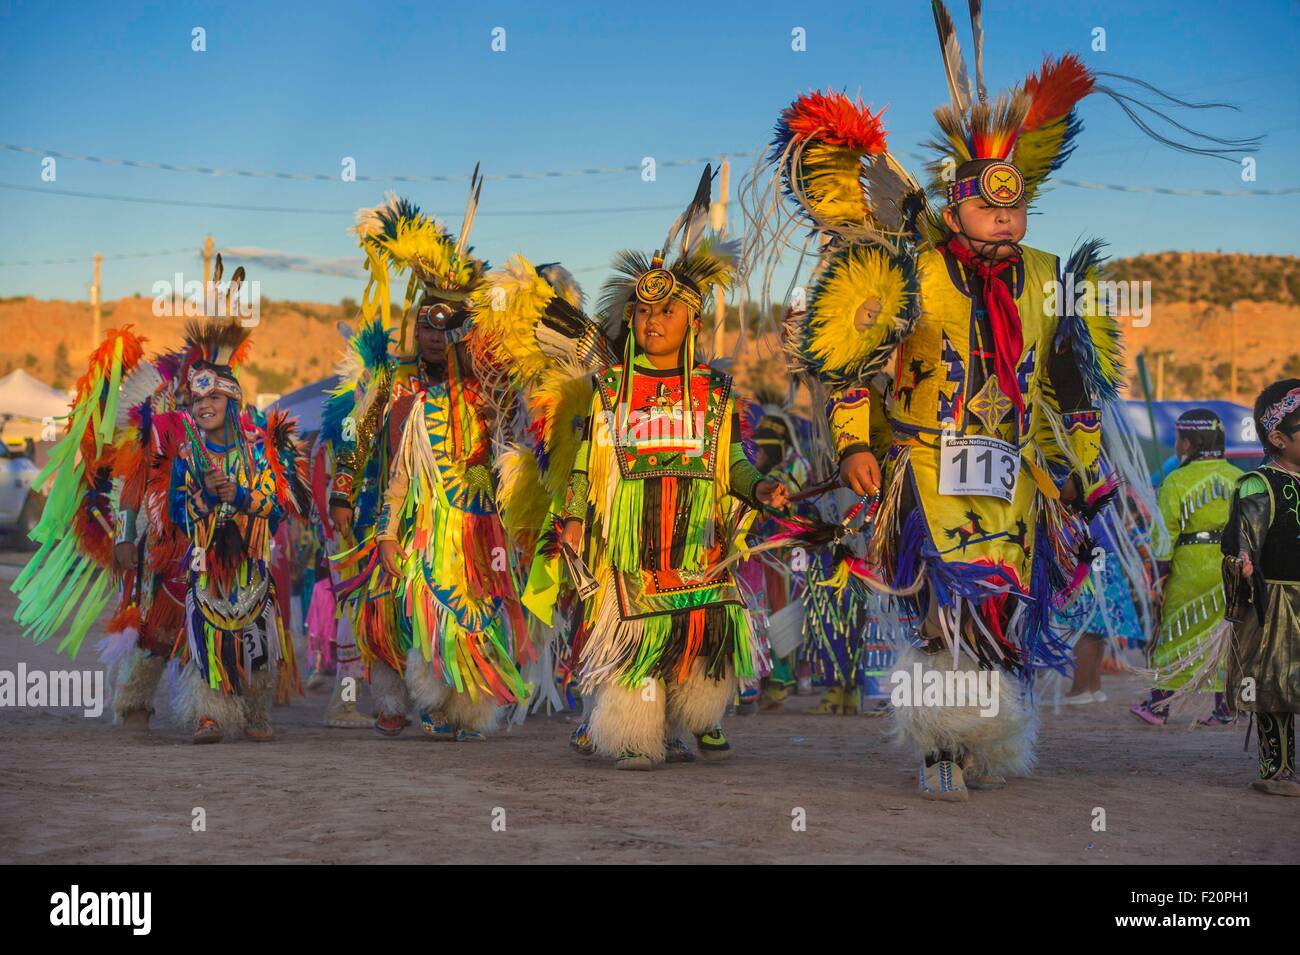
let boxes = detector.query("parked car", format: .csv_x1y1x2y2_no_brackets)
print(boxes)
0,438,43,548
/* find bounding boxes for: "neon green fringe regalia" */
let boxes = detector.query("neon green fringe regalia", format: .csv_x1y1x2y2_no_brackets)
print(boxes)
328,185,529,730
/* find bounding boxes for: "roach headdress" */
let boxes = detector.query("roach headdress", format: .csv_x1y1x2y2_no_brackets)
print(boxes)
353,165,487,348
926,0,1259,227
593,166,740,444
181,254,254,404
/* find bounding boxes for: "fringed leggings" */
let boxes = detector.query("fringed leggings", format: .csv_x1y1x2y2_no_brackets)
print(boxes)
1257,712,1295,780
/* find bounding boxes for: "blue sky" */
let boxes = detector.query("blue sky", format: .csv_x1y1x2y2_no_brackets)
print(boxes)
1,0,1296,304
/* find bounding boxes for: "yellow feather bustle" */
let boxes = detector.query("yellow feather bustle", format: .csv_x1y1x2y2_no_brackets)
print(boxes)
495,444,550,551
803,245,911,377
470,255,558,391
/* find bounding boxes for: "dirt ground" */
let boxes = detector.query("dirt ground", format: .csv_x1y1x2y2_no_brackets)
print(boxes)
1,554,1294,865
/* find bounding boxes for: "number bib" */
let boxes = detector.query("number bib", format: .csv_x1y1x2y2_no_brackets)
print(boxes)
938,434,1019,502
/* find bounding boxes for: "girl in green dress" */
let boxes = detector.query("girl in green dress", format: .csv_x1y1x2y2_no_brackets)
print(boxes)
1131,409,1242,725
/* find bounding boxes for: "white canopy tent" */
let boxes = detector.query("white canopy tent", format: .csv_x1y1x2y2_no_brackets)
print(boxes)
0,369,72,423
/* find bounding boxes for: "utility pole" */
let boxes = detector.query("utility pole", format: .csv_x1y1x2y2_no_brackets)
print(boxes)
91,252,102,348
710,157,730,358
202,234,214,287
1229,302,1238,404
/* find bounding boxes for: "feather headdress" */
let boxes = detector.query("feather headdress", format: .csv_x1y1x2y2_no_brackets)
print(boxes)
925,0,1259,216
352,166,488,348
594,165,739,336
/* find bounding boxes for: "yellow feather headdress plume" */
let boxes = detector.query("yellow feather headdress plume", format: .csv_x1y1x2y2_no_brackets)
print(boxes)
351,166,487,349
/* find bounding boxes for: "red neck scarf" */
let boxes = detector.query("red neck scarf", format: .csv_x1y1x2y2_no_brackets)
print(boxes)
944,238,1025,417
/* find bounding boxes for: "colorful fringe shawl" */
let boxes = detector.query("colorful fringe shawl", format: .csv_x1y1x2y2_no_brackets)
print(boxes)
366,354,529,705
577,364,756,690
173,421,301,698
12,327,145,656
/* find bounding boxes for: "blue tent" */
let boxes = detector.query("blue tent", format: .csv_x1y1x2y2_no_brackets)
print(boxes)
271,378,331,436
1120,398,1263,482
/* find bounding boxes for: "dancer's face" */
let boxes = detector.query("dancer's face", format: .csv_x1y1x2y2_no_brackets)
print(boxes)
944,199,1027,259
633,299,695,365
192,393,230,437
1269,421,1300,467
755,444,782,474
415,320,450,369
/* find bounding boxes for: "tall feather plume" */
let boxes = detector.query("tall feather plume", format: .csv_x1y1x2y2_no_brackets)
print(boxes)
932,0,972,115
455,162,484,261
226,266,245,316
923,105,974,210
662,164,714,259
968,0,987,104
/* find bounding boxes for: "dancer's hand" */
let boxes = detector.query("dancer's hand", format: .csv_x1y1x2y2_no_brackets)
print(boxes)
561,519,583,554
330,504,354,542
214,477,238,504
755,479,789,510
379,538,408,578
113,540,138,573
839,450,881,497
1239,550,1253,578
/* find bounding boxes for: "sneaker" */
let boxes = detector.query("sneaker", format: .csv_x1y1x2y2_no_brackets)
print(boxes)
192,716,223,745
1092,691,1108,703
919,759,968,801
569,721,595,756
735,686,760,716
245,719,274,742
374,711,409,738
696,726,732,761
615,751,655,771
1197,705,1236,727
1129,701,1167,725
807,686,844,715
324,694,374,729
1063,691,1095,705
454,728,485,742
665,737,697,764
418,712,456,740
759,685,788,712
840,688,861,716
